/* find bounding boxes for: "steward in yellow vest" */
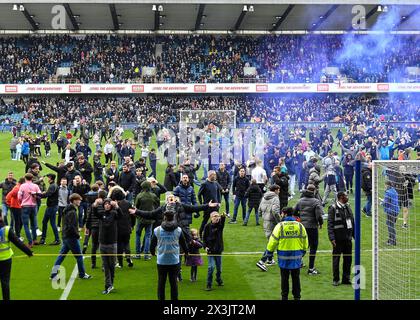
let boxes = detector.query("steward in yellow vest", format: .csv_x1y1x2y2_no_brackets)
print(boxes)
266,207,308,300
0,213,33,300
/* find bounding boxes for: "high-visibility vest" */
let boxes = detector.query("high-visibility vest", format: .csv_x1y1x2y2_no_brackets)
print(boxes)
0,226,14,261
267,220,308,269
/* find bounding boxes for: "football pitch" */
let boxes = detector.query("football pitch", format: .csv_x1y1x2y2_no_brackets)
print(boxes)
0,129,418,300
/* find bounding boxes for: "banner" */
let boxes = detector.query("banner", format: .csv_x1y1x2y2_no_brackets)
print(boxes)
0,83,419,94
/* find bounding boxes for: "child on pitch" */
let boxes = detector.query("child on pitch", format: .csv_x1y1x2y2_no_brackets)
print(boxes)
185,228,203,282
203,211,226,291
256,207,301,272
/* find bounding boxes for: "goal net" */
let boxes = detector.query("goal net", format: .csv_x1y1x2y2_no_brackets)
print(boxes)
372,160,419,300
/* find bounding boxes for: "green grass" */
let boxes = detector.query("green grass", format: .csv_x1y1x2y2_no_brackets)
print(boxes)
1,129,417,300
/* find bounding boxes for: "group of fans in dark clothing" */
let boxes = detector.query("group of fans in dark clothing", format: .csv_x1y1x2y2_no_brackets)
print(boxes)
0,108,419,300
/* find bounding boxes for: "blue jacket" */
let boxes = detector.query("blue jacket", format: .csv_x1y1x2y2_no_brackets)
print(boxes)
379,142,394,160
21,142,30,155
173,183,197,206
285,156,296,175
383,187,400,216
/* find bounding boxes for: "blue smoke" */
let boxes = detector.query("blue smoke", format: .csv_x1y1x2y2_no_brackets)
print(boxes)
334,6,411,82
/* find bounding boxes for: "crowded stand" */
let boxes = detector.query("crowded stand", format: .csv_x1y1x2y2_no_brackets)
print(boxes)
0,34,419,84
0,31,419,302
0,95,419,128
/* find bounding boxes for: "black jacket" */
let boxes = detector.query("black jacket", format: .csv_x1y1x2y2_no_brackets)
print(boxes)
61,148,77,162
62,204,80,239
118,171,136,193
183,163,200,182
245,184,263,208
85,191,100,229
151,183,167,199
216,169,231,191
272,173,290,201
164,167,178,191
361,167,372,194
0,179,17,203
43,183,59,207
93,205,121,245
328,202,355,242
105,167,120,186
65,169,81,185
71,183,90,202
203,216,226,254
117,199,136,237
93,155,104,176
45,163,67,183
198,180,222,204
294,190,324,229
232,176,250,197
75,160,93,184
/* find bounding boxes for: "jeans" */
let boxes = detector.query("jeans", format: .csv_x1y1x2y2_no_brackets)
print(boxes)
322,182,337,205
221,192,230,214
21,206,37,244
207,256,222,287
244,206,259,225
10,208,22,238
89,228,100,266
344,173,353,191
126,192,133,204
51,238,86,278
42,205,60,242
0,259,12,301
364,193,372,216
233,196,247,221
78,202,88,228
306,228,319,270
260,249,274,263
332,240,352,283
10,149,16,160
149,163,157,178
136,222,152,254
15,150,21,161
94,173,104,183
1,203,10,226
117,234,131,266
105,153,113,164
100,243,117,289
57,206,65,227
280,268,301,300
386,214,397,244
157,264,180,300
289,174,296,195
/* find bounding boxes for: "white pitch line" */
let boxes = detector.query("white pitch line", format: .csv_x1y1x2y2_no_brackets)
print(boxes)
59,257,85,301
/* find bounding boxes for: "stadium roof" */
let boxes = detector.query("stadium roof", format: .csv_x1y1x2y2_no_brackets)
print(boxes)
0,1,419,33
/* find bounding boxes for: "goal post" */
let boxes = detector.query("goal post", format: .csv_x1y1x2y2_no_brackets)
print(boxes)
372,160,419,300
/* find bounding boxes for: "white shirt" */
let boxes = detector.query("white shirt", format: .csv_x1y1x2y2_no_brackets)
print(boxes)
65,149,71,163
104,143,114,154
304,150,316,162
251,166,267,184
141,147,149,158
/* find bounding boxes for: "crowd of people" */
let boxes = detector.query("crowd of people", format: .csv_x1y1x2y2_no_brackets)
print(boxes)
1,95,419,129
0,103,419,300
0,35,418,84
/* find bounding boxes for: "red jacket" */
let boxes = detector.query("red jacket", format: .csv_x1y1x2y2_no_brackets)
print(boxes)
6,184,21,209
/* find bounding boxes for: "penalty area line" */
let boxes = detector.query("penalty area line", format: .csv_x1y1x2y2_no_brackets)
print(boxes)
59,257,86,300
